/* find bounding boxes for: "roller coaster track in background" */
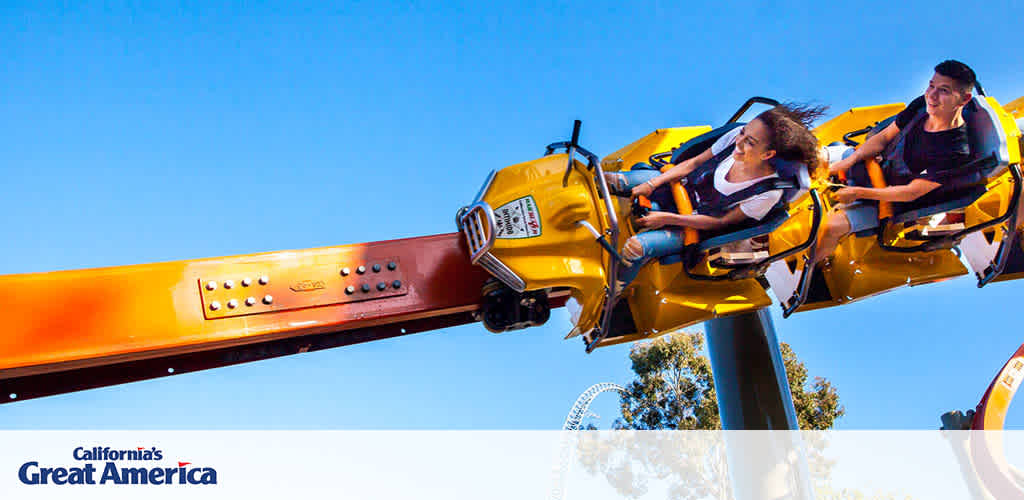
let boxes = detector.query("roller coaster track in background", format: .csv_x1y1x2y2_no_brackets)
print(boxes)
550,346,1024,500
561,382,627,431
941,343,1024,500
551,382,627,500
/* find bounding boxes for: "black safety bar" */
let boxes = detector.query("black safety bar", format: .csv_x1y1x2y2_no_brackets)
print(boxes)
877,157,1015,254
545,120,621,354
683,190,823,286
545,121,600,173
782,194,823,317
546,141,600,166
643,97,781,169
842,125,875,147
649,151,674,169
726,97,781,124
978,163,1021,287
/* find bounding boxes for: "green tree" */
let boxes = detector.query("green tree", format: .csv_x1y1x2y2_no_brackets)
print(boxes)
575,330,846,499
614,330,844,431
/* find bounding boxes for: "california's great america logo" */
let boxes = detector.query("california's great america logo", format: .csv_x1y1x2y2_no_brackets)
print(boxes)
17,446,217,486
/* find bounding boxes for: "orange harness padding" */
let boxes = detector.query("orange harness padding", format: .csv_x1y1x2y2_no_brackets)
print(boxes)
864,158,893,220
836,155,892,220
660,165,700,245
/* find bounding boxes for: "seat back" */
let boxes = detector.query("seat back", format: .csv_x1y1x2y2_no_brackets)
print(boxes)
768,157,811,204
963,96,1010,178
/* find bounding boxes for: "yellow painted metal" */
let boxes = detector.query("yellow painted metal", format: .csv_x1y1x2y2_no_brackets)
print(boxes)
481,126,778,344
1004,96,1024,119
813,103,906,146
481,98,1024,343
978,97,1024,283
988,97,1023,164
477,154,611,338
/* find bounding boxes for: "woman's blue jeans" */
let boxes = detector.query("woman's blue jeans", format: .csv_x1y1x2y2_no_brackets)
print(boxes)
609,164,688,288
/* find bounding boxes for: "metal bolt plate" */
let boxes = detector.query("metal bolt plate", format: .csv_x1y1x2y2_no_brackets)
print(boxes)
199,257,407,319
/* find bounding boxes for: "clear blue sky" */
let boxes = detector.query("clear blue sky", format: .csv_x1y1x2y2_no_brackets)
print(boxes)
1,1,1023,430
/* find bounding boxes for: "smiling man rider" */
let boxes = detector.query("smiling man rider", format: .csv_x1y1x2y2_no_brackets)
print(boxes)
813,60,978,266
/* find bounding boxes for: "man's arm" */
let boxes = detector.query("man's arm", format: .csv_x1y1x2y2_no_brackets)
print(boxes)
829,121,902,174
841,179,941,203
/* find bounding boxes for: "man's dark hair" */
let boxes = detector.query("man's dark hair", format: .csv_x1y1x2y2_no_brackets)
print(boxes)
935,60,976,94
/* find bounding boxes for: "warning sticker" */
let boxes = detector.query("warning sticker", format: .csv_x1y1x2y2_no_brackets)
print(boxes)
494,196,542,239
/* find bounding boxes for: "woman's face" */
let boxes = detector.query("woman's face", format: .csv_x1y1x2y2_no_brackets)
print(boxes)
732,118,776,165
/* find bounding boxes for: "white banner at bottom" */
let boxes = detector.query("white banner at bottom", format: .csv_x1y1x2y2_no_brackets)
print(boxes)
1,431,1022,499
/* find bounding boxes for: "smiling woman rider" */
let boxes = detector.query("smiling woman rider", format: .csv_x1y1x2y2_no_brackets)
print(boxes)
604,103,827,292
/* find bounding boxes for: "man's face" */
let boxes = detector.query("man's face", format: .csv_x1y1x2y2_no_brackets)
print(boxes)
925,72,971,117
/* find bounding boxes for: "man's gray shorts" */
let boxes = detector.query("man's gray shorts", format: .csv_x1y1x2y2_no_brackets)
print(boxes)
838,201,880,233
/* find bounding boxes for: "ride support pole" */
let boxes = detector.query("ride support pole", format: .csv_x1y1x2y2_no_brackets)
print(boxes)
705,308,815,500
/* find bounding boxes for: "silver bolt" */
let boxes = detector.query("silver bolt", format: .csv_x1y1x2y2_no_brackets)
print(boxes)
210,301,221,311
224,280,234,289
341,267,351,276
242,277,252,287
227,299,238,309
206,281,217,291
263,295,273,304
345,286,355,294
357,265,366,274
259,275,269,285
245,297,256,306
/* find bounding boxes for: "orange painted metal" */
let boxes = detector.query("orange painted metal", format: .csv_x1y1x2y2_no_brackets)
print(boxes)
0,233,497,400
661,165,700,245
967,343,1024,500
864,158,893,220
972,343,1024,431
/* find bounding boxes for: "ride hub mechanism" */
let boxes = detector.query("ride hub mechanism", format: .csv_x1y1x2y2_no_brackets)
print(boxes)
479,279,550,333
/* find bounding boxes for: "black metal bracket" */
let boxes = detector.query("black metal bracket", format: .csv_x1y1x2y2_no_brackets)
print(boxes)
876,163,1020,255
842,125,875,147
683,190,823,284
649,151,674,168
978,163,1022,287
726,97,780,124
545,120,600,187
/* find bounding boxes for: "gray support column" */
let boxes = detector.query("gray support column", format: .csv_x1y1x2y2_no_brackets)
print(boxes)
705,308,813,500
705,308,798,430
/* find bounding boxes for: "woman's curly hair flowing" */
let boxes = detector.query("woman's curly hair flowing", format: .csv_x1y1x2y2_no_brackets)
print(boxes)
755,102,828,177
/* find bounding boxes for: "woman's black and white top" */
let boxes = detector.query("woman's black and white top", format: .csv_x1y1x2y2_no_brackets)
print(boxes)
708,127,784,221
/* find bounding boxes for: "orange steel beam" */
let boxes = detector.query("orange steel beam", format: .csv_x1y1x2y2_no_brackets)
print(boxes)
0,233,564,404
968,343,1024,499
